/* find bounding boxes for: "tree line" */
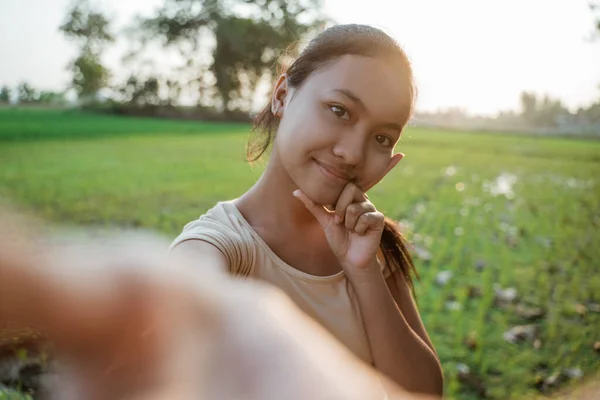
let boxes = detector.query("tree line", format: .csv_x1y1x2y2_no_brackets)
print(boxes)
2,0,599,131
2,0,326,119
414,91,600,135
61,0,326,120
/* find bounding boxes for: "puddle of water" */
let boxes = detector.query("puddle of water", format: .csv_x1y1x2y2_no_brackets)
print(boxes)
413,244,432,261
484,172,518,199
415,203,426,214
546,175,594,189
445,301,462,311
398,219,414,233
436,270,452,286
444,166,457,177
565,177,595,189
424,235,434,247
463,197,481,207
499,222,518,237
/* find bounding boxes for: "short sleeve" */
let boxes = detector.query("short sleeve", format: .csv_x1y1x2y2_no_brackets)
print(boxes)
170,207,255,278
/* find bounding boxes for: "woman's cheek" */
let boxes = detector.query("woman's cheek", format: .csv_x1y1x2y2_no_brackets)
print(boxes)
366,159,391,187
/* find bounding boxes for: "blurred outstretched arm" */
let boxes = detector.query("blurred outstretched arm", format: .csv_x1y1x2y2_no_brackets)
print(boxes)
0,210,439,400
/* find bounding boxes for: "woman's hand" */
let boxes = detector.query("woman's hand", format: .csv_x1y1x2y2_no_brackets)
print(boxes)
0,214,439,400
293,182,384,277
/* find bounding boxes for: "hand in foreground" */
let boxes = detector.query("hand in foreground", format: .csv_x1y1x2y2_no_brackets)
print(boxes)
0,211,438,400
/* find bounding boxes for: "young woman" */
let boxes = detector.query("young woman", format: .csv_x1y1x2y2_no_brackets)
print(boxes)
171,24,443,396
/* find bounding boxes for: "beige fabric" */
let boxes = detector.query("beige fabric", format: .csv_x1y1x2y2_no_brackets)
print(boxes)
170,200,396,365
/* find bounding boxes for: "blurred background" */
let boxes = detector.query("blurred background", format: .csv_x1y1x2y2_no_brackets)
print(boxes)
0,0,599,399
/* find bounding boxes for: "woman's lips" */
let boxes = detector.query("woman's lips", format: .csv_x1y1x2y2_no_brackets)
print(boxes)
314,159,352,185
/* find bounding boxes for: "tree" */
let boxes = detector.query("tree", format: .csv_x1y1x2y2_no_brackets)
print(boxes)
576,85,600,125
69,48,111,100
17,82,38,104
59,0,114,102
537,95,570,127
591,2,600,37
134,0,327,113
519,91,571,128
520,92,537,125
37,91,67,105
117,75,162,107
0,86,10,104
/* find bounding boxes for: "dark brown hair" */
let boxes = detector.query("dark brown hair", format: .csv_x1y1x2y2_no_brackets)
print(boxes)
248,24,419,295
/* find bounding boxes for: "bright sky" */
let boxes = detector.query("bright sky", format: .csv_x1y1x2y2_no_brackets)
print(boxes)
1,0,598,115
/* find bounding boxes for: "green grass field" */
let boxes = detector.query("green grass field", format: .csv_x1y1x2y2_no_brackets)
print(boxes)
1,108,599,399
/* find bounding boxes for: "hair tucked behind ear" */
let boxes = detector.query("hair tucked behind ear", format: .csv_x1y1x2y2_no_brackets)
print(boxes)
249,24,419,297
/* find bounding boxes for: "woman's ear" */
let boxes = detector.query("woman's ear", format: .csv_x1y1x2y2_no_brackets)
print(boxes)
271,74,288,117
385,153,404,174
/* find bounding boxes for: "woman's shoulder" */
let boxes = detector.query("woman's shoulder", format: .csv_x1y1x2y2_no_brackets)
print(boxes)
171,200,256,277
172,199,248,247
180,200,238,231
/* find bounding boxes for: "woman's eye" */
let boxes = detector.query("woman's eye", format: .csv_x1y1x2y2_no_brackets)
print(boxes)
375,135,392,148
330,105,350,120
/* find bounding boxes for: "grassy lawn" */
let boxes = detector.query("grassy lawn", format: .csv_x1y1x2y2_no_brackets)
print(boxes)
1,108,599,399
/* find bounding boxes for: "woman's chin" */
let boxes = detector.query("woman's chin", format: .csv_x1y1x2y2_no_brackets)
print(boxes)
300,185,341,208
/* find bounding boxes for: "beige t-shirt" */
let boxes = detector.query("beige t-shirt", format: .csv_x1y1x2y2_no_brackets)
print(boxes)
170,200,397,365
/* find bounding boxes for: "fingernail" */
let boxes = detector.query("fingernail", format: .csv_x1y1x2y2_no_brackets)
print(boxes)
292,190,299,197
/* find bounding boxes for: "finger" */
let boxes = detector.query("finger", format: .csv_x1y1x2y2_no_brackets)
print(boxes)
334,183,366,223
344,202,375,231
354,212,384,236
293,190,332,228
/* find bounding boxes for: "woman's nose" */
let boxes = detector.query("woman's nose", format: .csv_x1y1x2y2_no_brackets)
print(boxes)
331,132,366,166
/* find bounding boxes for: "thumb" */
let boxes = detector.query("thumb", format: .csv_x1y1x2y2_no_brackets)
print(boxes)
293,190,332,228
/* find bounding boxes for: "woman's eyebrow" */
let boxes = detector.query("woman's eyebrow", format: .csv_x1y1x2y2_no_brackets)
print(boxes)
330,88,364,109
381,122,403,132
330,88,403,132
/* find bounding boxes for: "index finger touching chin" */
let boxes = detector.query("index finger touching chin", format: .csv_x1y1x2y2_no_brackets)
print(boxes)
334,183,366,218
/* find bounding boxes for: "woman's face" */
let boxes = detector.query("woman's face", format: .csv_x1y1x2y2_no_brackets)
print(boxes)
272,54,410,206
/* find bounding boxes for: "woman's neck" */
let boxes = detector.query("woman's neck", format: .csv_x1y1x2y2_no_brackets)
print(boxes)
234,150,343,276
236,151,319,232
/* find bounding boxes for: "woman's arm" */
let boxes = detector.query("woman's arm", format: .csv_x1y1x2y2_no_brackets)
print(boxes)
349,261,444,397
385,270,438,357
170,239,231,275
0,222,441,400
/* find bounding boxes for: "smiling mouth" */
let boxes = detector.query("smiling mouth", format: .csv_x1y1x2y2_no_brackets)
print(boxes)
313,159,353,184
